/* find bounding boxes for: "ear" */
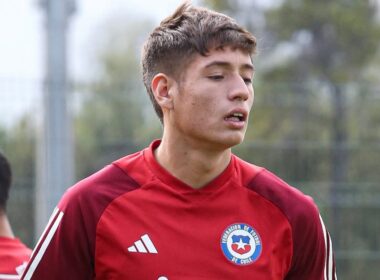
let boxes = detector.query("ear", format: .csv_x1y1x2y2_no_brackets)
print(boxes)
151,73,175,110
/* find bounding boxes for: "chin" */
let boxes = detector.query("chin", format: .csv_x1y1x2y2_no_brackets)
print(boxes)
214,134,245,149
194,129,246,150
228,137,244,147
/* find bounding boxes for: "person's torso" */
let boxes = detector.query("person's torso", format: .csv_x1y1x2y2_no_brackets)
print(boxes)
93,152,292,280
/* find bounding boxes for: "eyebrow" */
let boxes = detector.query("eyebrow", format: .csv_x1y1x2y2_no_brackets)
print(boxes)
204,61,255,72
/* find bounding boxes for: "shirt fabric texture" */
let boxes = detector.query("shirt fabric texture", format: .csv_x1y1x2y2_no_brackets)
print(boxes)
0,236,31,280
22,140,336,280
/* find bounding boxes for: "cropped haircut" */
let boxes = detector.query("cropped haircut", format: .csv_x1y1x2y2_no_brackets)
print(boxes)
0,152,12,213
142,1,257,123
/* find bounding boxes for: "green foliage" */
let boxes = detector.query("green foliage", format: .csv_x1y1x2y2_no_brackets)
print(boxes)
266,0,380,82
74,18,161,179
0,117,36,246
5,118,36,181
2,0,378,275
201,0,235,12
0,127,6,147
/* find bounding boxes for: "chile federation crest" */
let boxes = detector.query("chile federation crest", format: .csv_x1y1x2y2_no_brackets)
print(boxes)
220,223,262,265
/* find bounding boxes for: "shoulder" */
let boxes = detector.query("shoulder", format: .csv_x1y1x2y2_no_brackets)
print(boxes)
58,150,144,214
234,156,320,224
0,237,31,275
234,157,332,278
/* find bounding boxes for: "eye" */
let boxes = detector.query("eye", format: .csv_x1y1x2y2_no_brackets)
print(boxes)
208,75,224,81
243,77,252,84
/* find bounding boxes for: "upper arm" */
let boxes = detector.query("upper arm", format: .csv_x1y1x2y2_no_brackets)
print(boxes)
21,164,140,280
245,168,337,280
285,204,336,280
22,190,95,280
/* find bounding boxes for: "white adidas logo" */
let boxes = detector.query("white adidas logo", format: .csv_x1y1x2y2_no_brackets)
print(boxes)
128,234,158,254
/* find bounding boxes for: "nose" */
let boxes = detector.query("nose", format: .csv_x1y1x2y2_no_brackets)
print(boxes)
228,76,251,102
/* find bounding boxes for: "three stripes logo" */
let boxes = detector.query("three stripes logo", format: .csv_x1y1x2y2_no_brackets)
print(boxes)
128,234,158,254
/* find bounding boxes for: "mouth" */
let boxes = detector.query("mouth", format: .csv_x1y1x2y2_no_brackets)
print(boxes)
224,111,247,123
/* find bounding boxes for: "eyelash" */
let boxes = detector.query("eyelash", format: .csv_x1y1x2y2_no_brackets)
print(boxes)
208,75,252,84
208,75,224,81
243,78,252,84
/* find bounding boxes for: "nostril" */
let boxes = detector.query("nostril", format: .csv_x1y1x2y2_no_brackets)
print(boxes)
234,95,248,102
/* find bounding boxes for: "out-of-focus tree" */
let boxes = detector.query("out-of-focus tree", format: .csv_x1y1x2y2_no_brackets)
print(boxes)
265,0,380,183
202,0,267,35
266,0,380,81
0,127,6,146
74,18,161,179
201,0,238,14
0,117,36,246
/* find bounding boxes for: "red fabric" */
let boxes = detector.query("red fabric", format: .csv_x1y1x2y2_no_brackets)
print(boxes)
22,140,335,279
247,170,331,280
0,237,31,278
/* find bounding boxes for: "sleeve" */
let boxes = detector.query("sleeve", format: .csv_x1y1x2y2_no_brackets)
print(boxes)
285,202,337,280
21,164,139,280
246,168,337,280
21,186,96,280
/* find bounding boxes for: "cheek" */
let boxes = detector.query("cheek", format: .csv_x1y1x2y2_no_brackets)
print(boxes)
193,98,217,118
249,96,254,109
178,84,219,124
182,99,216,132
189,101,208,123
248,89,255,108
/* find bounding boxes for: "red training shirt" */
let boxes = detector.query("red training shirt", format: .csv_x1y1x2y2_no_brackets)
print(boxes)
0,237,31,280
22,140,336,279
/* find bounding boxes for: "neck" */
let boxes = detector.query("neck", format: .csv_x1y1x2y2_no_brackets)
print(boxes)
155,134,232,189
0,212,14,238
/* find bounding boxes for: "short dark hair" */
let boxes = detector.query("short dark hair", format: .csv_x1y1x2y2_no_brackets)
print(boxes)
0,151,12,213
142,1,257,123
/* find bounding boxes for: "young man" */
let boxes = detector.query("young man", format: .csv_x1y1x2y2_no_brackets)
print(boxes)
0,152,32,280
22,2,336,279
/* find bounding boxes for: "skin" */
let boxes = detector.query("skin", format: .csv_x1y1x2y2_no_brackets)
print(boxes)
152,46,255,189
0,211,14,237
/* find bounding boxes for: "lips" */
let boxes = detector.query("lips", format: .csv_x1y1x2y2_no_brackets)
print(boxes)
224,109,248,122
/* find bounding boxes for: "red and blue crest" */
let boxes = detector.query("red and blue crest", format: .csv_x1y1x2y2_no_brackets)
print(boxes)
220,223,262,265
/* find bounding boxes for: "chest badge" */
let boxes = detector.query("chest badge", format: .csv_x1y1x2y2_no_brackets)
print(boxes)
220,223,262,265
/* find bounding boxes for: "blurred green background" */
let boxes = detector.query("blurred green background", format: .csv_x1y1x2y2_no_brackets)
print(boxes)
1,0,380,278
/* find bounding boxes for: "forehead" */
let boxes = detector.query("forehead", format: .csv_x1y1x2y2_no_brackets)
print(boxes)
187,47,253,72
